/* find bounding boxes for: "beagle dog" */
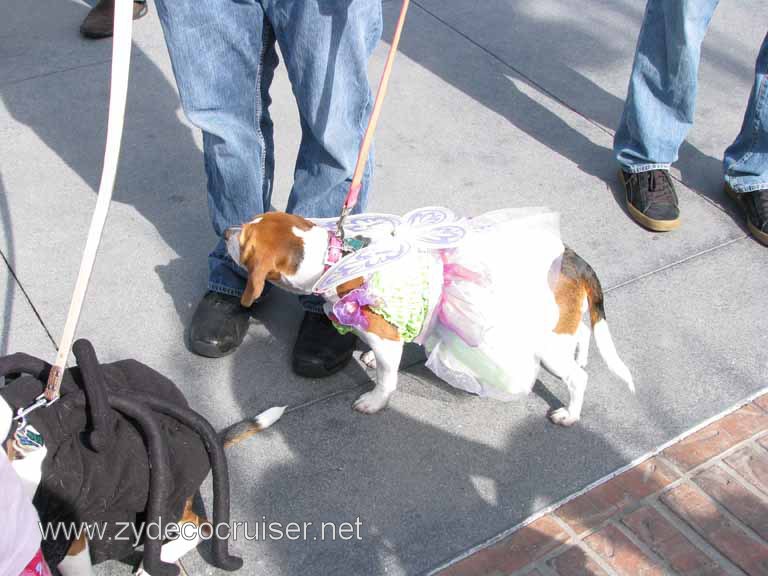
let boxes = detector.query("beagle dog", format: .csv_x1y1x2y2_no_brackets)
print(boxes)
226,211,634,426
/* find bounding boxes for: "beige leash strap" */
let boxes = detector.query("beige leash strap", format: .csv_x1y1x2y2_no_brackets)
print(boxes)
44,0,134,402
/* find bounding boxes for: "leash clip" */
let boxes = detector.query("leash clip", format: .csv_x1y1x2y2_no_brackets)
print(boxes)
336,205,354,244
13,394,50,424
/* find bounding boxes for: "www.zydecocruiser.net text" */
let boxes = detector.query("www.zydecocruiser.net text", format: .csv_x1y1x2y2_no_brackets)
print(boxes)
39,517,364,547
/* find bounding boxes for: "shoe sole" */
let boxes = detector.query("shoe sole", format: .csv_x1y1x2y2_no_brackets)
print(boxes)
619,169,681,232
189,338,240,359
725,184,768,246
80,26,113,39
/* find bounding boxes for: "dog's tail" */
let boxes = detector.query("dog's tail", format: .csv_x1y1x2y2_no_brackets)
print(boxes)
222,406,286,449
582,260,635,393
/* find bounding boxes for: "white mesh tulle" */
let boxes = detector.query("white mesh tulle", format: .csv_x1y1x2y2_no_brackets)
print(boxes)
422,208,564,400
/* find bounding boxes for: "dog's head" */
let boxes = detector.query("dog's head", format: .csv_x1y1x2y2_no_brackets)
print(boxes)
225,212,327,306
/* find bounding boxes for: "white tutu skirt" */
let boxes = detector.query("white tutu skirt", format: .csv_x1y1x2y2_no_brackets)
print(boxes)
421,208,564,400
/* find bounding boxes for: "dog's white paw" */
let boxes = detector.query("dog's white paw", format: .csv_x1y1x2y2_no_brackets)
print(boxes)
548,407,580,427
360,350,377,369
353,390,390,414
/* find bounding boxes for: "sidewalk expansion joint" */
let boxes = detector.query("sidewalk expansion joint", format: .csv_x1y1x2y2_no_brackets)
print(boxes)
0,58,111,90
604,235,748,294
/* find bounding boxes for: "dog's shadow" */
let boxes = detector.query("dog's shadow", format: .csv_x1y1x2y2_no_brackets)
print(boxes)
225,403,634,575
198,287,582,575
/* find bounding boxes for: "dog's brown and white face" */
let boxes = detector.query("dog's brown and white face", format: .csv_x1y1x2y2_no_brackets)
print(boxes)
225,213,329,306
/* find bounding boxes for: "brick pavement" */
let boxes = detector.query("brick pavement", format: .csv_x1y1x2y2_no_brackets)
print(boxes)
437,395,768,576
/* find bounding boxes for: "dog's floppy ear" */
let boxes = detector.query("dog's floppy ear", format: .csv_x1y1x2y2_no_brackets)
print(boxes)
241,255,270,307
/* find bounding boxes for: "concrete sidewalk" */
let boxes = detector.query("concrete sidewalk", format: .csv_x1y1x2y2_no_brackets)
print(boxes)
1,1,767,575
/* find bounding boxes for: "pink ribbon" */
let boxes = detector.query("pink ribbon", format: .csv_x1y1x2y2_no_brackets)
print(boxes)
435,252,488,347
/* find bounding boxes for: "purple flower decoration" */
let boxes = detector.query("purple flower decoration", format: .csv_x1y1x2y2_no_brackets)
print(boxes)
332,286,379,331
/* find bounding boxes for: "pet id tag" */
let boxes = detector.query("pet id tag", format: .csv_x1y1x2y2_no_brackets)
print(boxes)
14,422,44,452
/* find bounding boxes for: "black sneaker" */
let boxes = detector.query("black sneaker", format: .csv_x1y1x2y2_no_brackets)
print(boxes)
725,184,768,246
619,169,681,231
189,291,251,358
292,312,357,378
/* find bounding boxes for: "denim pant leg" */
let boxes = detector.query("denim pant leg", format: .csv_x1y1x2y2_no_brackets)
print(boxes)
155,0,278,297
614,0,720,173
723,33,768,193
267,0,383,312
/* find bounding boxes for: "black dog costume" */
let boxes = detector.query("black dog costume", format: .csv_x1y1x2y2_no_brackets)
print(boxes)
0,339,242,576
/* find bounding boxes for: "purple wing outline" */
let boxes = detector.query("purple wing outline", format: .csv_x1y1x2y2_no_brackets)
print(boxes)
412,223,468,248
309,213,402,234
312,240,412,294
403,206,457,229
310,207,468,293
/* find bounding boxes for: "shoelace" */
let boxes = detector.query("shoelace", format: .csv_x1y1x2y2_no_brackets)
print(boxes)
646,171,676,204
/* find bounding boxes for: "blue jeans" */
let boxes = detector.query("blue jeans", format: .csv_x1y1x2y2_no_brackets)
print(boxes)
155,0,382,310
614,0,768,193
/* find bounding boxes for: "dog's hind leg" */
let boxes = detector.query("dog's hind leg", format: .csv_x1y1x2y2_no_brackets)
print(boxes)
539,334,588,427
58,535,94,576
159,497,211,564
575,320,591,368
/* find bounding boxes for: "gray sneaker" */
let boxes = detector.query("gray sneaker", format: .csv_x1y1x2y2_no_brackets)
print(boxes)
619,169,681,231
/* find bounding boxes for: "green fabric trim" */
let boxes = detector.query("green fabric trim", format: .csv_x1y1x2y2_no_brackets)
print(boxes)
333,323,354,336
330,254,433,342
367,267,429,342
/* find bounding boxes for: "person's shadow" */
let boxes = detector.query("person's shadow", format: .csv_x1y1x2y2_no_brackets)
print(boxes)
390,0,746,218
1,0,220,336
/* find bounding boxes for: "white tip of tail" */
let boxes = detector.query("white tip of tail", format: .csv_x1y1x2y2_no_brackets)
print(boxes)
254,406,287,430
593,320,635,394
